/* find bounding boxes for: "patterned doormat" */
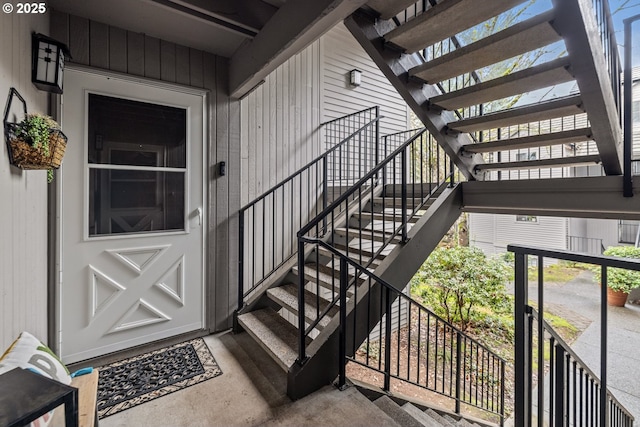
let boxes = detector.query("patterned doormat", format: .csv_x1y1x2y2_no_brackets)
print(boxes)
97,338,222,419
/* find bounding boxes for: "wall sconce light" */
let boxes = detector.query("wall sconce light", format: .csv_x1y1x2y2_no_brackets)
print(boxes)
349,69,362,87
31,33,71,94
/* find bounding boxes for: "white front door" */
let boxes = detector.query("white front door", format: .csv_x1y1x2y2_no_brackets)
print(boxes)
58,68,206,363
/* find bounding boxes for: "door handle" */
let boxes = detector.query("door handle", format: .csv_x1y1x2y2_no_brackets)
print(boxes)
190,207,202,228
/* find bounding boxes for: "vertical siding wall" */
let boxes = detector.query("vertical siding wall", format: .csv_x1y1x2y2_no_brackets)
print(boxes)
49,11,240,332
323,23,408,138
0,12,50,350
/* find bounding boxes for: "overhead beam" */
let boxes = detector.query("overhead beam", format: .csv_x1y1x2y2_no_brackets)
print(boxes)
551,0,623,175
168,0,278,34
462,176,640,219
229,0,367,98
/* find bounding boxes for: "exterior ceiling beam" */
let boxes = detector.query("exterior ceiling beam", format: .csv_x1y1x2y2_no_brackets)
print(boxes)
229,0,367,98
462,176,640,220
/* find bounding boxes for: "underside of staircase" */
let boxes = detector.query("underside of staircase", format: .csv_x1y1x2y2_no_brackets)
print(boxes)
346,0,623,181
234,0,624,421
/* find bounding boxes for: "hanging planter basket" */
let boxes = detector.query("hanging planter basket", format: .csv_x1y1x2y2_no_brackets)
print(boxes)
3,88,67,170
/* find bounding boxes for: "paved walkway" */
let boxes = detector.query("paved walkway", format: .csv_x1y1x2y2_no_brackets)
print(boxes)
528,270,640,420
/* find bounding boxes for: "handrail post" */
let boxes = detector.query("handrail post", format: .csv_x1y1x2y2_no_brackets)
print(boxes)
500,361,505,427
238,210,245,313
514,251,530,427
337,256,348,390
600,266,609,427
322,156,328,233
384,286,392,391
375,106,380,166
555,344,566,427
401,146,408,243
622,15,639,197
449,158,454,187
455,332,462,414
297,239,307,363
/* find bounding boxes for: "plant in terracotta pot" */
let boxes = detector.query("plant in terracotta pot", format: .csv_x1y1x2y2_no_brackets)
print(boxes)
596,246,640,307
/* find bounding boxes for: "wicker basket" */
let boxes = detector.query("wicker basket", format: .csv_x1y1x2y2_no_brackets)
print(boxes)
5,123,67,169
3,88,68,170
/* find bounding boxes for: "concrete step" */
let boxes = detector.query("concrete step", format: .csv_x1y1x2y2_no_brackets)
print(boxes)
402,403,441,427
475,154,601,171
334,227,403,243
292,264,363,292
447,94,585,134
430,57,574,110
331,241,395,261
461,128,593,154
384,0,528,54
237,307,308,371
410,10,560,84
266,283,338,330
425,408,454,426
374,396,424,427
372,197,428,208
353,211,422,224
315,244,384,268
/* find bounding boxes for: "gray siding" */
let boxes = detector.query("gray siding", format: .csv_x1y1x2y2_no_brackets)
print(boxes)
0,12,50,350
322,23,409,137
50,11,241,332
469,213,568,256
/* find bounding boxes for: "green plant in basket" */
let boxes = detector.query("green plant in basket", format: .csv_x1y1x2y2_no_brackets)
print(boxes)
15,113,60,157
596,246,640,293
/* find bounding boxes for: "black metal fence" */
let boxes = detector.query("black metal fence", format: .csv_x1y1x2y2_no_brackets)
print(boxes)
300,242,506,424
618,220,639,245
567,235,605,255
509,245,635,427
237,107,380,307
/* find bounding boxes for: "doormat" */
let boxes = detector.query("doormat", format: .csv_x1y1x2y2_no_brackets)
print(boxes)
96,338,222,419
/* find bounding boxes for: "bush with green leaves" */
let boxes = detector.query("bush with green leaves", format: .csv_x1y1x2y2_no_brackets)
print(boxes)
411,246,511,331
596,246,640,293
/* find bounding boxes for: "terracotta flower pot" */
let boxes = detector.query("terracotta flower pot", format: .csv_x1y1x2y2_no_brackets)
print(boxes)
607,287,628,307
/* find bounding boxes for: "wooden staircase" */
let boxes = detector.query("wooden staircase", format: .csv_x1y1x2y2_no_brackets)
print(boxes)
345,0,623,180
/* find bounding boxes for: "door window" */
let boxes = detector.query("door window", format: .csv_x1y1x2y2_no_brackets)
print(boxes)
87,94,187,236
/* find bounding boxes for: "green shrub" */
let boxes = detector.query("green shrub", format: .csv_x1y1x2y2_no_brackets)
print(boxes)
596,246,640,293
411,246,511,331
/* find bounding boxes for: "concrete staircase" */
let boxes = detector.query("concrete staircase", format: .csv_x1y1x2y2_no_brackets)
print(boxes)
237,182,461,398
346,0,623,181
372,396,488,427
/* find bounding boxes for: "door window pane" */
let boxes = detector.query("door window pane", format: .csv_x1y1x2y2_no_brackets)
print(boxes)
88,94,186,168
89,170,185,236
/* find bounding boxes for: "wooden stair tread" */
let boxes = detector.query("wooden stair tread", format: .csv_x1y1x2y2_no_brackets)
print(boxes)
430,57,574,110
447,94,584,134
462,128,593,154
237,308,307,371
476,154,601,171
267,284,338,330
410,10,560,84
384,0,528,54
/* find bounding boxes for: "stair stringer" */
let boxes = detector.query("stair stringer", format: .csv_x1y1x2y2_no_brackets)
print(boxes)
550,0,623,175
287,184,463,399
343,12,483,182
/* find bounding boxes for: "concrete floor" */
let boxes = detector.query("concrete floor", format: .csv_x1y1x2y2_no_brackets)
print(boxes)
99,330,400,427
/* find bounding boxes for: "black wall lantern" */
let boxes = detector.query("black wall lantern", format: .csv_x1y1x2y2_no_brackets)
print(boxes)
31,33,71,94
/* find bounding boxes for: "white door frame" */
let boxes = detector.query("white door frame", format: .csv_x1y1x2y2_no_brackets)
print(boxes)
55,65,209,358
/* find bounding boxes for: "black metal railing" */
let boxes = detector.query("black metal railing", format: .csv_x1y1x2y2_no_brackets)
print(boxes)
295,128,454,361
302,241,505,424
568,235,605,255
237,107,380,308
509,245,635,427
592,0,622,118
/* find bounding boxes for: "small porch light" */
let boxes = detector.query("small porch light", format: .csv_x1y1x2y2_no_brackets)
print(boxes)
31,33,71,94
349,69,362,87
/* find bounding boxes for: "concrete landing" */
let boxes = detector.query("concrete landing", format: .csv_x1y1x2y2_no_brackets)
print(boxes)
99,330,400,427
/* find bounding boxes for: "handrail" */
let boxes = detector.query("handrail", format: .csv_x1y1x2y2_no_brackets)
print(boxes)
304,238,506,423
509,244,636,427
237,107,380,310
296,127,455,360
